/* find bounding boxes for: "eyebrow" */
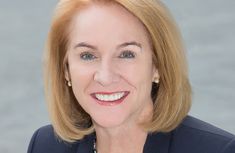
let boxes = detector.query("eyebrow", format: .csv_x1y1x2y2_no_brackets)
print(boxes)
74,42,97,50
117,41,142,49
73,41,142,50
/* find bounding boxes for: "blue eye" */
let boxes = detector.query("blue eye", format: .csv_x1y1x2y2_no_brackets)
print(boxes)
119,50,136,59
80,52,96,61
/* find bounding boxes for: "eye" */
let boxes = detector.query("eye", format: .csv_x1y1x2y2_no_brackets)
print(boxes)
119,50,136,59
80,52,97,61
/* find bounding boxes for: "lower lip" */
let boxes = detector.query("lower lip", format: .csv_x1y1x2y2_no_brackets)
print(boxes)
91,92,129,106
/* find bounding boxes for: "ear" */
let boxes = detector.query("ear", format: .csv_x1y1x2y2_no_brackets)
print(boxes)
152,65,160,82
64,63,71,81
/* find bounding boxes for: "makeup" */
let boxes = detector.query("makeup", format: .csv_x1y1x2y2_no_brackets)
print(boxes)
90,91,130,106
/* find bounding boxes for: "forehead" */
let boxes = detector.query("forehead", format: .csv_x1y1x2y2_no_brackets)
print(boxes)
68,3,150,44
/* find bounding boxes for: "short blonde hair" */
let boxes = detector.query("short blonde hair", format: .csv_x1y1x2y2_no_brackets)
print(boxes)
45,0,191,142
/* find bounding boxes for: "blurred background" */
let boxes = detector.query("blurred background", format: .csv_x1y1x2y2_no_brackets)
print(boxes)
0,0,234,152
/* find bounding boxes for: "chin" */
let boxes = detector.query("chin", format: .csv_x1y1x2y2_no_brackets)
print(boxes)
91,113,129,129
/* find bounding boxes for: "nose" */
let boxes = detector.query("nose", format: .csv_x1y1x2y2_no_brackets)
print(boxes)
94,60,120,86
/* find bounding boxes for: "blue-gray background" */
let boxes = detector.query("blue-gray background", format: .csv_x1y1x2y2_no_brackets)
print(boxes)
0,0,234,152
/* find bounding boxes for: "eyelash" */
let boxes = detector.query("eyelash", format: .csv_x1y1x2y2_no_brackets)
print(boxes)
118,50,136,59
80,52,97,61
80,50,136,61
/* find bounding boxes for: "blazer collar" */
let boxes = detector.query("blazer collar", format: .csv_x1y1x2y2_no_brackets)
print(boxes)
76,131,172,153
143,132,172,153
76,132,95,153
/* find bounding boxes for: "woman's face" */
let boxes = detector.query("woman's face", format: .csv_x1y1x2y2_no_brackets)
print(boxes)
66,3,159,128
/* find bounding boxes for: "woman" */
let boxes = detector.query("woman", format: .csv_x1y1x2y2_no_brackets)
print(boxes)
27,0,235,153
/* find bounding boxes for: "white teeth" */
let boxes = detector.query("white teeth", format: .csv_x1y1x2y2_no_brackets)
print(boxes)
95,92,125,101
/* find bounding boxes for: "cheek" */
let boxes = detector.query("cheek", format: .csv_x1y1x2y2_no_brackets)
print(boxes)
117,62,153,104
69,62,95,100
69,65,95,113
117,59,153,85
70,65,93,84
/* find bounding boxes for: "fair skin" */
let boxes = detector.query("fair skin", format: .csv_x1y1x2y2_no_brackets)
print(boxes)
66,3,159,153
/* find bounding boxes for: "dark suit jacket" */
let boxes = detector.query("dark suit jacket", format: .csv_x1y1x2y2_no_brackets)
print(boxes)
27,116,235,153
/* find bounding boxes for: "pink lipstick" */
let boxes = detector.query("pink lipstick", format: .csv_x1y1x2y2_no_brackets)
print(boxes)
90,91,130,106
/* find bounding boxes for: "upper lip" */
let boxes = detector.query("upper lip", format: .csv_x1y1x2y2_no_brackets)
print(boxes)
91,91,129,95
90,91,129,95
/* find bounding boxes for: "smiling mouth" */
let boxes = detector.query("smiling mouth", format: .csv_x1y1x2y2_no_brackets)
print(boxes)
90,91,129,104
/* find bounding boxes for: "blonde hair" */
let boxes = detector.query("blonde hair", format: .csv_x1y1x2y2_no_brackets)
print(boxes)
45,0,192,142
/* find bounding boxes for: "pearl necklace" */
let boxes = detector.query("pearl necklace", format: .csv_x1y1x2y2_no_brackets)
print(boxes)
93,137,97,153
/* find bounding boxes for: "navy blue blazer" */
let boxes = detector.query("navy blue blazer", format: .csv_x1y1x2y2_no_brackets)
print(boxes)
27,116,235,153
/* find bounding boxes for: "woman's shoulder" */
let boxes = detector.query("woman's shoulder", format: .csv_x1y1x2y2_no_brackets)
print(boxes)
180,116,235,138
171,115,235,153
27,125,80,153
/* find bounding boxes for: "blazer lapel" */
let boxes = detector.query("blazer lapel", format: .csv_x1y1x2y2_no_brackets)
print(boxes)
143,132,172,153
76,133,95,153
76,132,172,153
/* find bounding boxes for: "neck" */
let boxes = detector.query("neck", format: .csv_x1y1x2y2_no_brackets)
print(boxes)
95,124,148,153
93,104,153,153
